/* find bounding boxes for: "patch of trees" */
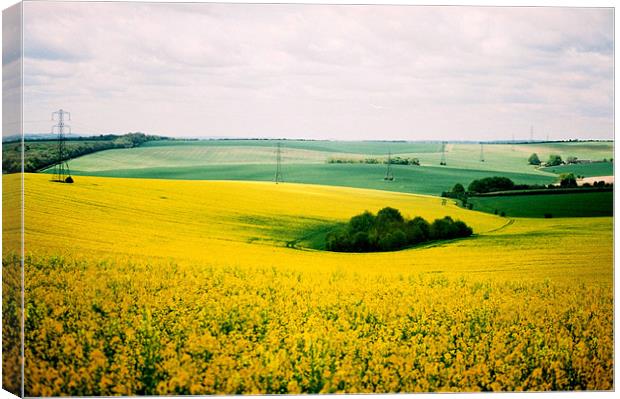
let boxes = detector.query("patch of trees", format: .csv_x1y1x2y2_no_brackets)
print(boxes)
442,174,614,203
2,133,167,174
546,154,563,167
529,153,575,167
325,207,473,252
441,183,477,209
582,180,611,188
441,182,467,201
389,156,420,165
467,176,515,194
559,173,577,188
327,156,420,165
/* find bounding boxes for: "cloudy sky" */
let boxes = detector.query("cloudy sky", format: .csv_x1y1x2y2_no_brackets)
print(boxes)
13,1,615,140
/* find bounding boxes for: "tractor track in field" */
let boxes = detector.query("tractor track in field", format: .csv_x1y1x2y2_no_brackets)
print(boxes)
484,218,515,234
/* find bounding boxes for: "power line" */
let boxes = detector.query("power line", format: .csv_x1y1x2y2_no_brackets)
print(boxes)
384,151,394,181
51,109,73,183
440,142,447,166
274,141,283,184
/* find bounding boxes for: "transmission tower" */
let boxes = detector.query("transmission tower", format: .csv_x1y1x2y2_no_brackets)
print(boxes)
51,109,73,183
440,141,447,165
479,142,485,162
274,141,283,184
384,151,394,181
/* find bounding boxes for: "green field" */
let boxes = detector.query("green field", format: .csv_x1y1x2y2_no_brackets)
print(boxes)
63,140,613,175
541,162,614,177
467,191,614,218
141,139,444,154
61,163,556,196
44,140,610,196
38,139,613,198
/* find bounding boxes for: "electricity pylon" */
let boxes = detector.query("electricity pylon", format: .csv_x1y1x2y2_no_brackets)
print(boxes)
51,109,73,183
274,142,283,184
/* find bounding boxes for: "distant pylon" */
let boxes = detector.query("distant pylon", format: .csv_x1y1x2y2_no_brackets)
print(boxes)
51,109,73,183
479,142,485,162
274,141,283,184
384,151,394,181
440,142,447,165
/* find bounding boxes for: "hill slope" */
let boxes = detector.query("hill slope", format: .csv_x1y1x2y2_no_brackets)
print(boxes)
4,174,613,395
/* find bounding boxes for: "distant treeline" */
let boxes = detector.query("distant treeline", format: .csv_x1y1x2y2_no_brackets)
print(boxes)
471,186,613,197
325,207,473,252
327,156,420,165
442,175,613,210
2,133,168,174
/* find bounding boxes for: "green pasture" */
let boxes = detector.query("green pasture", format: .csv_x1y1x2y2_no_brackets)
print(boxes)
467,191,613,218
61,163,555,196
141,139,443,154
44,139,613,196
541,162,613,177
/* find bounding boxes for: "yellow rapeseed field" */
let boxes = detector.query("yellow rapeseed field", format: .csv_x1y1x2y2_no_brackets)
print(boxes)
2,173,614,394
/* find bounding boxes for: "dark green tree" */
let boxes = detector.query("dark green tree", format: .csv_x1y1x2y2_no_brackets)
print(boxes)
547,154,563,166
528,153,541,165
468,176,515,193
559,173,577,188
349,211,375,233
452,183,465,195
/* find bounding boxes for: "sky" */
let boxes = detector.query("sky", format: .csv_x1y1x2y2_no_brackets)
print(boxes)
8,1,615,140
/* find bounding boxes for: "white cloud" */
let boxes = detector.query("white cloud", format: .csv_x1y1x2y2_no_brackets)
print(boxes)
21,2,613,140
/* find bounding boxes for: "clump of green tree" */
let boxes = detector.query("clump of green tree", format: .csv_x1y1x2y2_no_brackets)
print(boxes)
325,207,473,252
327,156,419,165
388,156,420,165
559,173,577,188
441,183,468,206
528,153,541,165
468,176,515,193
546,154,563,166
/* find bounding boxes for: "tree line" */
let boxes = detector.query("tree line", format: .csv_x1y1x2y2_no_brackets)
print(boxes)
327,156,420,165
2,133,167,174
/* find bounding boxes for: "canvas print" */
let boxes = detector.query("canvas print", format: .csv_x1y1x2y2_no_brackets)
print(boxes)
1,1,614,396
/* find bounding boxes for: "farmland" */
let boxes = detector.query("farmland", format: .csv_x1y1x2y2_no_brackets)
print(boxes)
60,163,556,197
3,173,613,394
2,133,165,174
541,162,614,178
46,140,613,196
467,191,614,218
